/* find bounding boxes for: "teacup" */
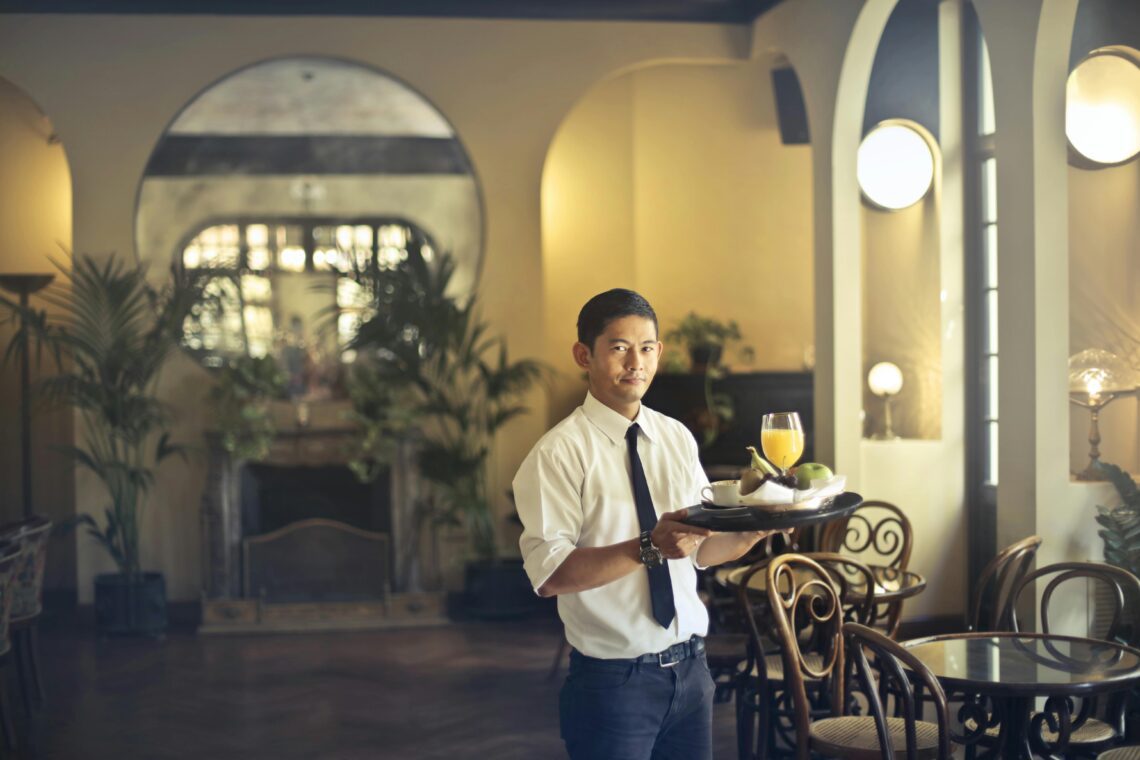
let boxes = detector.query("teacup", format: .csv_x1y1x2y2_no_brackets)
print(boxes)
701,479,741,506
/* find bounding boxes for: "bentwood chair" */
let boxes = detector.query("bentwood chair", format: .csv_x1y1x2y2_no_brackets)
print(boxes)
763,553,919,760
968,534,1043,632
819,500,913,637
843,622,953,759
734,552,878,758
1,517,52,715
1008,561,1140,756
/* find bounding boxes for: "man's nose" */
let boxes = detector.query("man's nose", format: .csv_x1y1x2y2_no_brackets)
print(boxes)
625,350,642,370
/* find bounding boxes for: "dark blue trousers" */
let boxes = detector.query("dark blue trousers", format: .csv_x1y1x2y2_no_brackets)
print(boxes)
559,648,715,760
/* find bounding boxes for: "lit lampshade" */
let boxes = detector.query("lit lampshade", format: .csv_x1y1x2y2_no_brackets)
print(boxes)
868,361,904,397
867,361,903,440
857,122,935,210
1066,49,1140,166
1068,348,1140,480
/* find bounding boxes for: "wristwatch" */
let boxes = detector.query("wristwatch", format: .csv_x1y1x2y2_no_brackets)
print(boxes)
638,531,665,568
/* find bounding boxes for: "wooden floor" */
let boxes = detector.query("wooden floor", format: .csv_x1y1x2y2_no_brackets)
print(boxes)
15,611,740,759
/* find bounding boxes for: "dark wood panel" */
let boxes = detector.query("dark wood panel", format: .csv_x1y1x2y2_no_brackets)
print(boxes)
643,370,815,470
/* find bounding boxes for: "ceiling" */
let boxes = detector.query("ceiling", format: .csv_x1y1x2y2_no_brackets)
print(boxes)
0,0,784,23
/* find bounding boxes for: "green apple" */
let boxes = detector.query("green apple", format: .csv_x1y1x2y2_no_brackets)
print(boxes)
793,462,834,489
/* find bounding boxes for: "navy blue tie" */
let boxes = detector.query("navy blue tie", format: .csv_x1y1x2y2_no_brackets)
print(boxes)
626,423,675,629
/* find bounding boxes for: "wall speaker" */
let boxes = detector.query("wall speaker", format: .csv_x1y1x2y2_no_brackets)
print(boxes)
771,67,810,145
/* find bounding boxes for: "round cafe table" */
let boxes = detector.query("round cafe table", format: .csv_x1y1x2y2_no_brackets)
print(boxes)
901,631,1140,759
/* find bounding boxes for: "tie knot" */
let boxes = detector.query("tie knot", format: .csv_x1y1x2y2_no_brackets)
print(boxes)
626,423,640,443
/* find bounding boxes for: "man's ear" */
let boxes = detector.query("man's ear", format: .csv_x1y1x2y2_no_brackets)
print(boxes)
572,341,592,369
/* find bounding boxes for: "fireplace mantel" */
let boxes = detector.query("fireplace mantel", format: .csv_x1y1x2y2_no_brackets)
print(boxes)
199,427,445,632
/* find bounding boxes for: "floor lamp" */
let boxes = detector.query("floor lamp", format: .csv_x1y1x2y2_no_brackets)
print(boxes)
0,273,55,518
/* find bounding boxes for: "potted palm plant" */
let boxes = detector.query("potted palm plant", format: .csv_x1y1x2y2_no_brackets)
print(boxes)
346,250,547,616
1,253,200,636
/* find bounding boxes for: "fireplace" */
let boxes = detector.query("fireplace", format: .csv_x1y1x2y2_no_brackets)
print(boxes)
199,427,445,633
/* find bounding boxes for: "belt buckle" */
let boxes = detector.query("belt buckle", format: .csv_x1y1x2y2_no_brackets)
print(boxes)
657,645,682,668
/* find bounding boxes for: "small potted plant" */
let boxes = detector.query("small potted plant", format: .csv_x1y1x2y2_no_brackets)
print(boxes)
665,312,750,372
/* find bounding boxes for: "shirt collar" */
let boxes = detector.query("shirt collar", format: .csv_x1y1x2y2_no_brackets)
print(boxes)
582,391,657,445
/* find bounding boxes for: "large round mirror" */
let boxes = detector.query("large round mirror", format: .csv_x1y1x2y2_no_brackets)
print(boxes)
135,56,483,398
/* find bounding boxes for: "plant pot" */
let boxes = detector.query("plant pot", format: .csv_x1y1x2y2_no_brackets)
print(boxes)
458,558,550,620
689,344,723,373
94,572,167,636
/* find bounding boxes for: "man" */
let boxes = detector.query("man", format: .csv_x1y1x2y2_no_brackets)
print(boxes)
513,289,774,760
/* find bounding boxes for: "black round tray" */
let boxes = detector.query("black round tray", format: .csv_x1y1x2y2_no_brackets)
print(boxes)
680,491,863,532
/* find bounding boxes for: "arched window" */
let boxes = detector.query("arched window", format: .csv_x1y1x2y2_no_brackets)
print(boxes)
179,217,434,367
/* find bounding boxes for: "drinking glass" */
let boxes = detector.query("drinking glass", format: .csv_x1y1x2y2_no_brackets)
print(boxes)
761,412,804,472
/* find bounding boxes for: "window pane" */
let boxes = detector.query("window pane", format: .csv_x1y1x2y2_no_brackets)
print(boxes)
985,421,999,484
979,37,996,136
985,290,998,353
984,224,998,288
985,355,999,420
981,158,997,224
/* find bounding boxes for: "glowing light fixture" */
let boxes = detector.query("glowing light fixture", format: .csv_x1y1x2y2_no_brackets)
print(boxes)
868,361,904,439
857,122,935,210
1066,48,1140,166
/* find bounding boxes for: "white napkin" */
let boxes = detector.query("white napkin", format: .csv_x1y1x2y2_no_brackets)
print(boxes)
735,474,847,506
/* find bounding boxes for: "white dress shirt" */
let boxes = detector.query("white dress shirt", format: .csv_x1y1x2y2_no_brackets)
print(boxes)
514,391,711,659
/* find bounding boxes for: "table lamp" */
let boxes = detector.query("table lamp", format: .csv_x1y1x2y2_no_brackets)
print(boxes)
0,273,56,518
1068,348,1139,481
868,361,903,440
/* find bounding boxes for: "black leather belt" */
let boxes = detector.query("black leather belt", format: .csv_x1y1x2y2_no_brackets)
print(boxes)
627,635,706,667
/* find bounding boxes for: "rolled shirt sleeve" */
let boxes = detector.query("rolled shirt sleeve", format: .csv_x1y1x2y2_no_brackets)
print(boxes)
514,443,584,593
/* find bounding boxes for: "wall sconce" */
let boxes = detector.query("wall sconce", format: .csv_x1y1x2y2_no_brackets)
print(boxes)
1066,47,1140,166
868,361,903,440
857,120,936,210
1068,348,1139,480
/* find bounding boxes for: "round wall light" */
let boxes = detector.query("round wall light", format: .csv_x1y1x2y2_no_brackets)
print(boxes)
857,121,936,211
1066,48,1140,166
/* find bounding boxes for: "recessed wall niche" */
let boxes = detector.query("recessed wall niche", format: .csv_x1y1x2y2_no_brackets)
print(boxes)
134,56,484,386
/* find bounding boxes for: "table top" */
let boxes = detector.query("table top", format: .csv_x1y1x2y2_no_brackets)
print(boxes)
902,631,1140,698
717,562,926,604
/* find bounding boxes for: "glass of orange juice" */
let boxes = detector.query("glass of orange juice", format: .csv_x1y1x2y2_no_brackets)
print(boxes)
760,412,804,472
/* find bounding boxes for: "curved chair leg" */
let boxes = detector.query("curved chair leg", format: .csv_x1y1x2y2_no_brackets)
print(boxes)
13,629,35,718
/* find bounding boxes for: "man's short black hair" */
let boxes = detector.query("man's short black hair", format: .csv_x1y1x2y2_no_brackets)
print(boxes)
576,289,658,351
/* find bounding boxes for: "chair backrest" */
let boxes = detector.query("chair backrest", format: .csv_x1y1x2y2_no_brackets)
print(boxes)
0,516,52,620
766,553,846,760
1009,561,1140,646
969,535,1043,632
844,622,953,760
801,551,879,628
819,500,913,571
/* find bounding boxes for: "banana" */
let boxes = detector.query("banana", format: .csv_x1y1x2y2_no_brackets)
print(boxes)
746,446,780,477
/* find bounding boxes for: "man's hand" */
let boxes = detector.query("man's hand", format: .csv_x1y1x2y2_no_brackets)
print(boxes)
651,509,711,559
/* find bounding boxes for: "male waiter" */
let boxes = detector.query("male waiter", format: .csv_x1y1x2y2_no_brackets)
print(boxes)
514,289,773,759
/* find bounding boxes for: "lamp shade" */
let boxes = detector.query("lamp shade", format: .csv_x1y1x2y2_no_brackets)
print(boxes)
868,362,903,397
1066,49,1140,166
857,122,935,210
1068,348,1139,400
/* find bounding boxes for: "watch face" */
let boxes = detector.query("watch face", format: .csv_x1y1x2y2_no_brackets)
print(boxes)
640,546,662,568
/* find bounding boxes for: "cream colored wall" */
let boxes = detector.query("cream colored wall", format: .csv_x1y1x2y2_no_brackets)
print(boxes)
541,72,636,425
1068,159,1140,476
862,191,943,441
631,61,814,372
0,14,750,601
541,58,814,426
0,77,76,591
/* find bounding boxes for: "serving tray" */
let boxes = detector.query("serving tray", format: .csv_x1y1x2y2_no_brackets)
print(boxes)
680,491,863,532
